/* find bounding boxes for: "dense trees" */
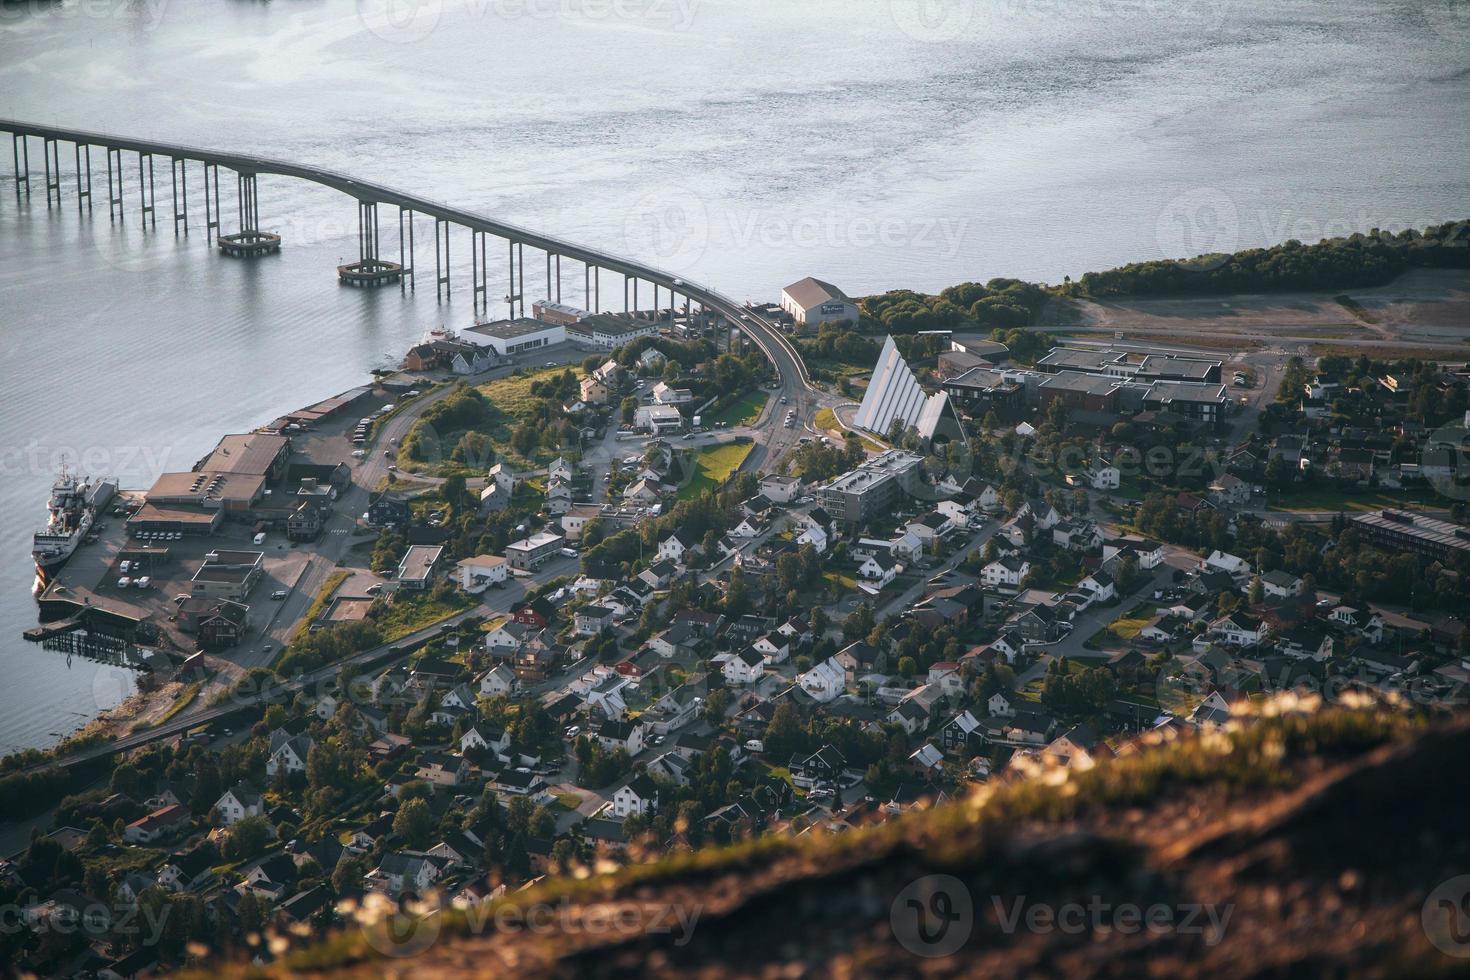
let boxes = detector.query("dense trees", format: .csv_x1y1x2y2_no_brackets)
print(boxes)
1079,222,1469,298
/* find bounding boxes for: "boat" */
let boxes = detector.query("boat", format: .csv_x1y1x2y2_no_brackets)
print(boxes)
32,465,97,571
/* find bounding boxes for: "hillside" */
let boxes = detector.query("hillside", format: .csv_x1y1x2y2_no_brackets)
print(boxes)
197,705,1470,978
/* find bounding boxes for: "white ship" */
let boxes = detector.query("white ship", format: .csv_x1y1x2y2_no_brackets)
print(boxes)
32,466,97,571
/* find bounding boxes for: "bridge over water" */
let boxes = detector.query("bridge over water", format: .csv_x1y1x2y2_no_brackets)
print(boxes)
0,119,810,390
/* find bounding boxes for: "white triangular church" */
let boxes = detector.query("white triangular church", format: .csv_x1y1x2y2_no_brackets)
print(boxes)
853,336,954,442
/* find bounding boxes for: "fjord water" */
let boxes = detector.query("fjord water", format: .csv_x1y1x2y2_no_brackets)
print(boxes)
0,0,1466,753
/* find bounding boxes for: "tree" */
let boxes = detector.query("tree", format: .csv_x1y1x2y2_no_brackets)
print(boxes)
224,815,271,863
393,797,434,849
1248,575,1264,606
763,702,806,761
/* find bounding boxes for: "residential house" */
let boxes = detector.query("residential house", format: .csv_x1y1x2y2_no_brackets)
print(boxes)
723,647,767,685
796,656,846,703
213,782,264,827
610,773,660,818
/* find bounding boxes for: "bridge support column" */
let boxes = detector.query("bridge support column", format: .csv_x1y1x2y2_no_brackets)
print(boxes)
138,152,155,227
73,141,92,208
504,240,525,317
338,200,402,286
218,172,280,256
169,157,187,234
433,218,450,299
399,207,415,291
11,134,28,200
105,147,124,221
202,162,220,237
470,230,488,310
555,253,562,303
42,137,60,206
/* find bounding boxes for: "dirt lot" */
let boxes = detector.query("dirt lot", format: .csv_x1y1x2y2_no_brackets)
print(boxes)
1039,268,1470,357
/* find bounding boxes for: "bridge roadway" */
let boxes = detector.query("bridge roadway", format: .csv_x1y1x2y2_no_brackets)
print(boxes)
0,119,812,401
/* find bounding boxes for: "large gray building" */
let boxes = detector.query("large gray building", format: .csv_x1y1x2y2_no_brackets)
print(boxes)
815,450,925,531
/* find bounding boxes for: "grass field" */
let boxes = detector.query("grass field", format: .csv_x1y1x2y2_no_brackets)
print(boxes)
476,366,570,419
814,408,839,430
680,441,755,499
1268,486,1441,513
709,389,768,427
373,591,477,642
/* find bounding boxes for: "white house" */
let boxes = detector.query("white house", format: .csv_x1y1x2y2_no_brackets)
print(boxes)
982,555,1030,591
857,553,899,590
266,731,313,777
1077,571,1116,604
1210,612,1269,648
487,462,520,496
1261,570,1304,599
610,773,660,819
484,620,530,654
1085,458,1121,490
478,664,518,698
460,724,511,756
795,522,829,554
658,530,700,565
456,555,508,592
1204,550,1251,580
758,474,801,504
753,633,791,664
722,647,766,685
213,783,263,827
797,656,846,703
987,691,1016,717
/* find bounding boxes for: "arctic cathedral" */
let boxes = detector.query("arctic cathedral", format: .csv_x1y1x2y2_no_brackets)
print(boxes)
852,335,959,443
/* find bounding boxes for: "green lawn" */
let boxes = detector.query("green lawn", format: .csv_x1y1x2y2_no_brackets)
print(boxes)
710,389,769,427
679,442,755,499
476,366,570,419
373,591,477,642
1268,486,1441,513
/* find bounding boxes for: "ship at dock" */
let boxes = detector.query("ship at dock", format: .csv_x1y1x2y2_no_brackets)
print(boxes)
32,466,112,572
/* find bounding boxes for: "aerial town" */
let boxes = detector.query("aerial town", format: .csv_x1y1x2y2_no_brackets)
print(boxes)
4,273,1470,976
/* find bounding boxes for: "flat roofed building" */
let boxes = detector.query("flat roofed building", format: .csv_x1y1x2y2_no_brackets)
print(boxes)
943,366,1027,415
1141,380,1228,427
531,300,590,325
397,545,444,590
505,531,565,570
190,549,264,600
1352,510,1470,560
779,277,859,326
635,404,685,434
146,471,266,512
1037,371,1122,413
128,501,225,537
567,314,659,350
816,450,924,531
200,432,291,479
464,318,566,357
